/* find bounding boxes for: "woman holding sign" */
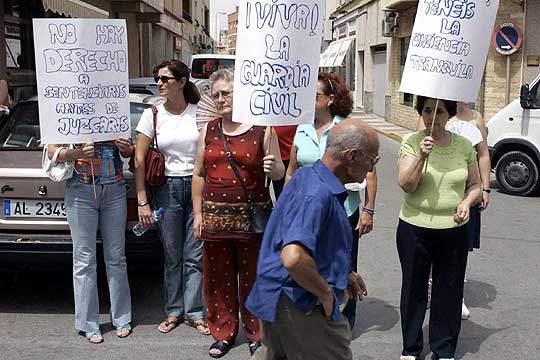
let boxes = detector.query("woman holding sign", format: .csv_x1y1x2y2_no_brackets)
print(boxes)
417,101,491,320
285,72,378,328
396,96,482,360
48,139,135,344
134,60,209,336
192,69,284,358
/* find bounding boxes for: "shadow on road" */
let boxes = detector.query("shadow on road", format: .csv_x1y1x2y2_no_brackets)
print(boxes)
464,279,497,310
0,268,164,324
414,279,507,359
352,297,400,340
419,319,510,360
456,320,511,359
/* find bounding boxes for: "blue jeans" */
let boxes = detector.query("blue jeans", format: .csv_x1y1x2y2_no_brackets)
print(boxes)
153,176,203,320
65,180,132,333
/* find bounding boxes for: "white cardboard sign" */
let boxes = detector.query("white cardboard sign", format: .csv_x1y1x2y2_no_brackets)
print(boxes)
33,19,130,144
233,0,325,126
399,0,499,102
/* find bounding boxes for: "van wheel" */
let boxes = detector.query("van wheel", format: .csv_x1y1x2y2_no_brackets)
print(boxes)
495,151,540,196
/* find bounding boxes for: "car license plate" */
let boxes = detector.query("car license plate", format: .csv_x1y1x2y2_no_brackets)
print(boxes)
3,199,66,218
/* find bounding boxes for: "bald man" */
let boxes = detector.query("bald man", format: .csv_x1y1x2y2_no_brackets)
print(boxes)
246,119,380,359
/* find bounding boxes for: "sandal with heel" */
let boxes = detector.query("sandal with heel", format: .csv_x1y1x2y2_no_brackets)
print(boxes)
185,319,210,335
116,323,132,338
80,330,103,344
209,340,234,358
249,341,262,355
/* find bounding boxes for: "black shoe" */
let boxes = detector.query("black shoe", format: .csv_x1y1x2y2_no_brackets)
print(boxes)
249,341,262,356
209,340,234,358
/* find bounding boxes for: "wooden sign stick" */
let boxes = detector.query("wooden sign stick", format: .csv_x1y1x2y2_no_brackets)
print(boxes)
424,98,439,172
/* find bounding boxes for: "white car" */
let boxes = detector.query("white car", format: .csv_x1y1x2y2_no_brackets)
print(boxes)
487,72,540,196
0,93,162,267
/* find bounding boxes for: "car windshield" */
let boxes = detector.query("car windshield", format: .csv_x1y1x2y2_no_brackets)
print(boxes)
0,101,151,149
191,58,235,79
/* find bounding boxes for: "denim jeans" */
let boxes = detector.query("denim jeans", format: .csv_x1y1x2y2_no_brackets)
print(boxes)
65,179,132,333
153,176,204,320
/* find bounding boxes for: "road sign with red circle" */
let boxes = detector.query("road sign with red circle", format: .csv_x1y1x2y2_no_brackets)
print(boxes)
492,23,522,55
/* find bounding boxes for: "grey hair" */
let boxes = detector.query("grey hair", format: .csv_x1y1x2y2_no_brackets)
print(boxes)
325,123,369,156
209,68,234,87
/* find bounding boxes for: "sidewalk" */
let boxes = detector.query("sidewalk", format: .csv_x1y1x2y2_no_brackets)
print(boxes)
350,110,413,142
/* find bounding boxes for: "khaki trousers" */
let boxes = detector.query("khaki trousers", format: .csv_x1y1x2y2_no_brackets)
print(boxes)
250,294,352,360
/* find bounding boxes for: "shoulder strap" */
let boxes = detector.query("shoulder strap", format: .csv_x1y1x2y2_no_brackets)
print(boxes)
219,120,251,205
151,106,159,150
51,146,64,165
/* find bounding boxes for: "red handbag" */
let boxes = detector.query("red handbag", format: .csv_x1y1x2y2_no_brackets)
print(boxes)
144,106,166,187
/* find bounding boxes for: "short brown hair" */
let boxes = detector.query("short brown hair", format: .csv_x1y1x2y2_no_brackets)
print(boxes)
318,72,354,118
153,59,200,104
415,96,457,118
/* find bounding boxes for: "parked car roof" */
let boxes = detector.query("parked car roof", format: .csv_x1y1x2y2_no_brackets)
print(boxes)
129,77,211,97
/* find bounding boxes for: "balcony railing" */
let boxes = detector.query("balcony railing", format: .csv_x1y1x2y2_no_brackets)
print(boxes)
182,10,193,24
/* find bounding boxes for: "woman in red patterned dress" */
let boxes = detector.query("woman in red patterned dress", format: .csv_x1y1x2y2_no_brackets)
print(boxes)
192,69,284,358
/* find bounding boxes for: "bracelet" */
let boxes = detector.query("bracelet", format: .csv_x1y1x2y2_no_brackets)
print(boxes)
362,207,375,215
137,201,148,207
482,188,491,193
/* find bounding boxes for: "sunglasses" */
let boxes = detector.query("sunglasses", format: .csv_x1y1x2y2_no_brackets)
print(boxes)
154,75,176,83
342,148,380,166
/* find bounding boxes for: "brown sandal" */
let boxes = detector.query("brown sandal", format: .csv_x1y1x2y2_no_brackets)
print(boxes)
158,317,181,333
185,319,211,335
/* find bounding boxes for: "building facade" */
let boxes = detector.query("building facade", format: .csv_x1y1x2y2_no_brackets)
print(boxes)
1,0,212,103
227,7,239,55
324,0,396,118
324,0,539,130
386,0,538,129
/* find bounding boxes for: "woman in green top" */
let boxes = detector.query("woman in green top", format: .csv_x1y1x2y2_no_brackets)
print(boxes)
396,96,482,360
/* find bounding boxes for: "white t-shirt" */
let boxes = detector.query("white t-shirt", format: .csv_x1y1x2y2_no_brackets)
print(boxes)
446,120,483,146
136,103,199,177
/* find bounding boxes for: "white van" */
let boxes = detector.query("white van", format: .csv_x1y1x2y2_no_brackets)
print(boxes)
487,72,540,196
190,54,235,80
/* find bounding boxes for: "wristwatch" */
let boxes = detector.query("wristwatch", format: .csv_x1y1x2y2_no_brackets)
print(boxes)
137,200,149,207
482,188,491,193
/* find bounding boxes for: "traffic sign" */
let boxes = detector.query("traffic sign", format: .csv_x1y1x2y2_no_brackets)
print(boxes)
492,23,522,55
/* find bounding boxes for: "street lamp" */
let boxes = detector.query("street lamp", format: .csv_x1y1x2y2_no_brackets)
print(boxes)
214,12,227,42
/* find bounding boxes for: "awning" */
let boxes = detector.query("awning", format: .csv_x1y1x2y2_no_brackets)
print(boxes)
320,38,353,67
385,0,418,11
42,0,109,19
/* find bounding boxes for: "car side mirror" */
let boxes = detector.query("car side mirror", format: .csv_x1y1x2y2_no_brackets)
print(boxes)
520,84,531,109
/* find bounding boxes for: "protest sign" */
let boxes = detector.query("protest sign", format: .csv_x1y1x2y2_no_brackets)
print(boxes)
233,0,325,126
33,19,130,144
400,0,499,102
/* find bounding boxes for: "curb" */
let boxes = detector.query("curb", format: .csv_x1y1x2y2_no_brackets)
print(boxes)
371,127,405,142
350,114,410,143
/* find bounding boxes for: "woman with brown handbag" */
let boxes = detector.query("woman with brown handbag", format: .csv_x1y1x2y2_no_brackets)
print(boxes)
134,60,209,336
192,69,284,358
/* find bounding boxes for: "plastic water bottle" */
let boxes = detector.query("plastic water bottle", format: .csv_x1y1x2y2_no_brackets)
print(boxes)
132,207,165,236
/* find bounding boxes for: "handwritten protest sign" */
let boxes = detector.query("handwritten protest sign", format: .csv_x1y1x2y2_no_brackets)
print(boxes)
33,19,130,144
233,0,325,126
400,0,499,102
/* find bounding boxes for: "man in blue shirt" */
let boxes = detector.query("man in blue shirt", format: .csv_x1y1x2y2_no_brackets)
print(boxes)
246,119,379,359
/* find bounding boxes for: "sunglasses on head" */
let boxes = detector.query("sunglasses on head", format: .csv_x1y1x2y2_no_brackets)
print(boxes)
154,75,176,83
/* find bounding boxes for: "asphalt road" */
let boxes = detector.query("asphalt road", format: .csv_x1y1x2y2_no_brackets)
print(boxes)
1,134,539,360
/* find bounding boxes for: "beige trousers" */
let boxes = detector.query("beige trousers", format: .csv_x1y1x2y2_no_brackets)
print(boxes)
250,294,353,360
